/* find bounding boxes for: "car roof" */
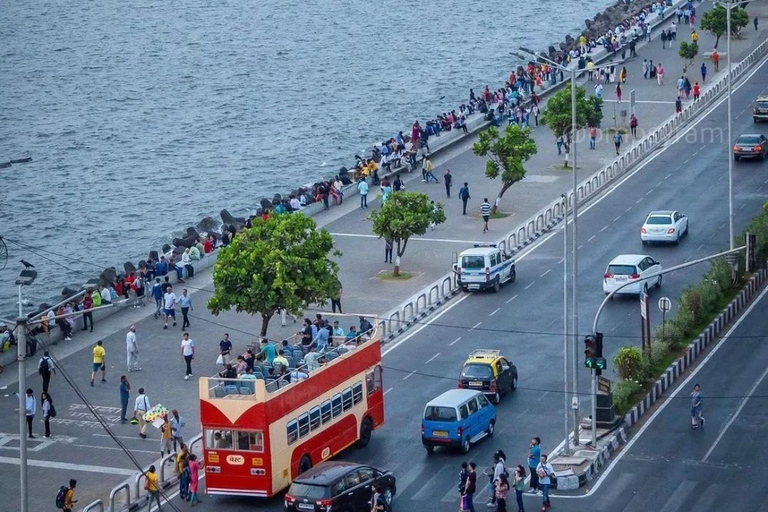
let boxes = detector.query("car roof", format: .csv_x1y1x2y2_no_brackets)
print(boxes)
460,247,498,256
426,389,483,408
465,349,503,365
646,210,675,217
756,96,768,101
737,133,763,138
608,254,649,265
292,461,368,485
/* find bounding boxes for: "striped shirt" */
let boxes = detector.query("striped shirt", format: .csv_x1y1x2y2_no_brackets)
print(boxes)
480,202,492,216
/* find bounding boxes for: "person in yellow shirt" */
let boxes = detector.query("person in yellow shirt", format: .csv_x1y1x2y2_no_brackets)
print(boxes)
160,414,174,458
144,465,161,509
90,340,106,387
691,29,699,42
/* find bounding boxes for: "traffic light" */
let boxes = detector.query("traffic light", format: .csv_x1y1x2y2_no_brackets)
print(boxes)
584,335,596,369
595,332,605,376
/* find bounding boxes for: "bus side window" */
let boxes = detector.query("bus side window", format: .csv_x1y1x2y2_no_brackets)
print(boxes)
309,406,321,431
321,400,332,424
249,431,264,452
287,421,298,445
331,394,342,418
366,372,375,396
373,364,383,391
298,413,310,438
342,388,353,411
352,382,363,405
237,431,250,450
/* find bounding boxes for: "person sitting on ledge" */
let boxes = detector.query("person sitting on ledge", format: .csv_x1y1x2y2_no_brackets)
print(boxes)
154,256,169,277
289,195,302,211
188,244,201,261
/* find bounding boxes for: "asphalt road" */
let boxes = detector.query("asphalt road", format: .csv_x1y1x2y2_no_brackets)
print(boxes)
153,46,768,512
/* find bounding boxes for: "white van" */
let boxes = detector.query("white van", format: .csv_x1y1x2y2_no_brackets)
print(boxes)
455,244,515,293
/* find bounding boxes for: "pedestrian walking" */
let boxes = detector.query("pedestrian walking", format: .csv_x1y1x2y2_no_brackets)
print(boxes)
656,63,665,85
459,182,471,215
24,388,36,438
163,285,177,329
589,126,598,149
120,375,131,423
701,62,708,83
151,278,163,319
711,49,719,72
514,466,526,512
41,391,54,438
613,132,623,155
527,437,541,494
684,76,692,99
160,414,173,457
485,451,507,508
677,76,686,97
358,178,369,209
384,238,393,264
675,96,683,114
188,454,203,505
90,340,106,387
178,288,193,330
660,29,667,49
630,114,638,138
755,16,759,31
444,169,453,197
126,325,141,372
171,409,186,451
495,474,510,512
60,479,77,512
693,81,701,100
459,461,470,495
144,465,162,511
38,350,55,393
691,29,699,43
181,332,195,380
462,461,477,512
615,82,622,103
219,333,232,366
279,308,297,327
536,455,555,510
134,388,151,438
331,279,343,313
480,199,492,234
643,59,649,79
691,383,705,428
620,66,627,83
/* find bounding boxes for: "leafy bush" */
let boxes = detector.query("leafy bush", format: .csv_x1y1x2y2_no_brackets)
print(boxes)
612,379,642,414
613,347,645,381
708,257,732,292
647,340,671,377
653,319,684,347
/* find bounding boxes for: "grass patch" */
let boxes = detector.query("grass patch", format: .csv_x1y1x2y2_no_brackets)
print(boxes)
605,128,628,134
470,211,511,219
378,271,413,281
548,163,580,171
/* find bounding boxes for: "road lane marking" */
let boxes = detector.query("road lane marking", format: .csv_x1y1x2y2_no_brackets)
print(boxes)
613,215,621,222
489,307,501,316
697,244,705,251
665,173,673,179
625,206,632,212
425,353,441,364
0,456,138,476
507,294,518,303
588,235,596,242
74,443,158,455
524,282,535,290
702,362,768,462
540,269,552,278
635,198,644,204
578,245,583,250
403,370,417,380
645,189,653,196
472,321,482,329
449,336,462,346
600,225,609,232
383,387,393,395
683,158,691,164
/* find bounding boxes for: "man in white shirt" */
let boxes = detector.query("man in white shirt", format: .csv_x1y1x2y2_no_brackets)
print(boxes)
180,332,195,380
100,285,112,305
181,248,194,280
536,454,555,509
290,196,302,210
126,325,141,372
163,286,177,329
25,388,37,438
303,345,321,372
134,388,151,438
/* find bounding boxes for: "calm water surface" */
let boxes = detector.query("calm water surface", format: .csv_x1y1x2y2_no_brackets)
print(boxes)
0,0,613,314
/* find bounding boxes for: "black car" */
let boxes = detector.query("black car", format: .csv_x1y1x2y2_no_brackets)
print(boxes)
285,461,396,512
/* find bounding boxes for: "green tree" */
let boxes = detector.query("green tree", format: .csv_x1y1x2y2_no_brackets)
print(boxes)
369,191,446,276
586,95,605,128
208,213,341,336
701,5,750,48
678,41,699,72
472,125,537,213
540,83,603,166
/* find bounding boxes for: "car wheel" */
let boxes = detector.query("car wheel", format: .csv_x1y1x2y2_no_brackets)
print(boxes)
643,283,649,294
511,376,517,390
298,454,312,474
510,269,516,283
492,280,500,293
462,287,469,293
384,488,394,506
674,232,680,245
734,155,740,161
487,421,495,437
492,391,500,404
642,240,648,246
461,437,471,454
357,416,373,448
424,443,434,454
656,275,663,289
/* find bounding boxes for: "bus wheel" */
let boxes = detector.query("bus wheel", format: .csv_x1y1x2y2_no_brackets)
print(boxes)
357,417,373,448
298,455,312,474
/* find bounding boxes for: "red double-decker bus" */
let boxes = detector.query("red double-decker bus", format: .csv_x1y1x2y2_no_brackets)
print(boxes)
198,335,384,497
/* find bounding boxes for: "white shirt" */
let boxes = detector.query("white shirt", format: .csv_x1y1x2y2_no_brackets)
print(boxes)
536,462,555,485
101,288,111,302
126,331,138,353
493,460,505,481
181,338,195,356
134,394,151,412
290,198,301,210
181,252,191,265
46,310,56,327
164,292,177,310
38,355,54,372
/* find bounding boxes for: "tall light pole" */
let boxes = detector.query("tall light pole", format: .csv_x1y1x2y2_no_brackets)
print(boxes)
727,1,734,251
561,194,571,455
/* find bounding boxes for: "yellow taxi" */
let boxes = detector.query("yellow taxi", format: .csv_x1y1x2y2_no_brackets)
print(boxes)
458,350,518,404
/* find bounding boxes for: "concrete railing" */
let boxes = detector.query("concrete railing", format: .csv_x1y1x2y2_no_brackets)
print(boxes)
376,35,768,341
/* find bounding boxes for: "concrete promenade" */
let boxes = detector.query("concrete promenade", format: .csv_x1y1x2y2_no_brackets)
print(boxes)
1,1,768,510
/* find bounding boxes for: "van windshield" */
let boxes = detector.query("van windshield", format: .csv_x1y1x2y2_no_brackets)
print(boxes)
461,256,485,269
461,364,494,379
424,406,458,421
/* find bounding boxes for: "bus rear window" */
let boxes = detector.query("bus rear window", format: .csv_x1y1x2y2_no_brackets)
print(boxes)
288,482,329,500
424,406,458,421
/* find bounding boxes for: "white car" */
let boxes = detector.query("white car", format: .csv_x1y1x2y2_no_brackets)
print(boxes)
603,254,663,295
641,210,688,245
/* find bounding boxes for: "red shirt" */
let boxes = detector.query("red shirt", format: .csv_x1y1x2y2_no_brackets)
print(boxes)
204,239,212,253
693,84,700,95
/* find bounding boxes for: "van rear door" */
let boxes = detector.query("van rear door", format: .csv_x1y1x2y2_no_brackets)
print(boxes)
423,405,459,442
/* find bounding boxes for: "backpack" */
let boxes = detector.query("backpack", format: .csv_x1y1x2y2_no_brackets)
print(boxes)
48,402,57,418
39,357,50,373
55,486,68,509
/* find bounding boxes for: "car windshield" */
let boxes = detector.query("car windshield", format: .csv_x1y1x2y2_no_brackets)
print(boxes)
737,136,761,144
646,215,672,225
461,256,485,269
424,406,458,421
461,363,494,379
288,483,329,500
607,264,637,276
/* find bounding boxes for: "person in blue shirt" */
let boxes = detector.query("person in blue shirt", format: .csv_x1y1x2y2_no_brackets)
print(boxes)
358,179,369,209
151,279,164,319
259,338,276,365
313,325,329,352
120,375,131,423
154,257,169,277
346,326,359,342
178,289,193,330
527,437,542,493
691,383,705,428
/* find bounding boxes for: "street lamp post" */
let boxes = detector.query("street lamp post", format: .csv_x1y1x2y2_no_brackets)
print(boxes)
561,195,571,455
727,1,734,252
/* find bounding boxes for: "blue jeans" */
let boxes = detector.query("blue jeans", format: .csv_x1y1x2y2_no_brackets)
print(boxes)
541,483,551,505
360,194,367,208
465,492,475,512
515,489,525,511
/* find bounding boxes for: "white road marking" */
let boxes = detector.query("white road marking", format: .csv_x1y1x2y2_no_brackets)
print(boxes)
74,443,158,455
578,245,583,250
489,307,501,316
403,370,417,380
540,269,552,278
636,198,644,204
330,233,483,244
507,294,518,303
524,282,535,290
600,225,609,232
665,173,673,179
625,206,633,212
0,456,138,476
472,321,482,329
645,189,653,196
613,215,621,222
425,353,441,364
702,362,768,462
588,235,597,242
683,158,691,164
603,99,676,104
449,336,462,346
383,387,393,395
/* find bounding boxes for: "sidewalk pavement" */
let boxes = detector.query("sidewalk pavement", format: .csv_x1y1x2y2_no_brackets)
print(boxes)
2,1,768,510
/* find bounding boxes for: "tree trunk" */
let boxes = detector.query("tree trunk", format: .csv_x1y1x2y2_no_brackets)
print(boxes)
260,312,273,337
715,34,721,48
492,182,514,214
393,239,408,276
